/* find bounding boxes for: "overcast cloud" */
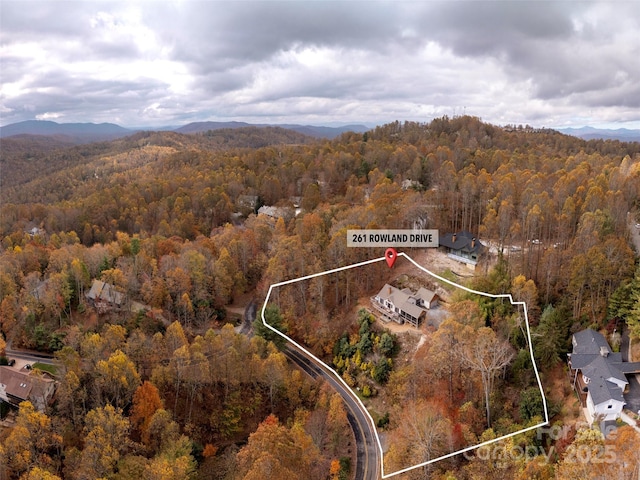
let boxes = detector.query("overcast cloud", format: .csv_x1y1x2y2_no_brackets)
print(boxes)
1,0,639,129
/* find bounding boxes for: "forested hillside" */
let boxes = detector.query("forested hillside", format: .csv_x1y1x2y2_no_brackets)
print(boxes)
1,116,640,479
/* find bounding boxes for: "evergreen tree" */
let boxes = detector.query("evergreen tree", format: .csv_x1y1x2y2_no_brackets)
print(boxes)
254,304,287,349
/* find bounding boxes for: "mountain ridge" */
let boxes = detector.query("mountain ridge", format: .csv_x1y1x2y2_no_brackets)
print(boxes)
3,119,639,144
557,126,640,142
0,119,369,143
174,121,369,138
0,120,133,143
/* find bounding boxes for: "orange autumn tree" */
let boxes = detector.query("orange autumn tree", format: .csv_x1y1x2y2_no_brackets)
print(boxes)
235,414,322,480
131,380,164,444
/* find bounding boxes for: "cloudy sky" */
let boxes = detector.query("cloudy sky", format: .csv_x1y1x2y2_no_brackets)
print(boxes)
1,0,639,129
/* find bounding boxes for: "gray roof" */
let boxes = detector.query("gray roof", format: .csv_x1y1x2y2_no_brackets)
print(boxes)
402,302,426,320
438,231,484,253
582,355,628,387
86,280,123,305
570,329,618,369
619,362,640,374
376,284,427,320
416,287,438,304
572,329,611,355
588,376,626,405
571,329,637,407
377,284,411,307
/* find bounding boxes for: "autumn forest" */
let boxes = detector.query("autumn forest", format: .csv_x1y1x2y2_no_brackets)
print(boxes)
1,116,640,479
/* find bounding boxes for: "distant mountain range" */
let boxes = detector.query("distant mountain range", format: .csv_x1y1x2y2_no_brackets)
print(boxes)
3,120,638,144
0,120,369,144
557,126,640,142
0,120,133,143
172,120,369,138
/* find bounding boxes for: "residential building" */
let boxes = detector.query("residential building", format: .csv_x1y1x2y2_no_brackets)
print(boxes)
25,226,45,237
439,231,485,267
0,366,56,412
568,329,640,427
237,194,259,210
371,284,438,327
257,205,291,220
86,279,124,313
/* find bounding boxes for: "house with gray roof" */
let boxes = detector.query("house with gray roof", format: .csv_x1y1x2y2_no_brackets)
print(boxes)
371,284,438,327
86,279,124,313
439,231,485,268
568,329,640,426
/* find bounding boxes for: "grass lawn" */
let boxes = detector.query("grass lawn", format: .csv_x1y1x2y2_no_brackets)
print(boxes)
33,362,57,376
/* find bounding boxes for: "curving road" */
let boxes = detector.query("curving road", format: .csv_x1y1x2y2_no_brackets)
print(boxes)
283,345,381,480
243,301,381,479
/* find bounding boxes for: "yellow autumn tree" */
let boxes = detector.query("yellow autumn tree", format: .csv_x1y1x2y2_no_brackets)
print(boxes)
555,427,607,480
95,349,141,408
143,434,195,480
76,404,130,479
19,466,62,480
1,401,62,478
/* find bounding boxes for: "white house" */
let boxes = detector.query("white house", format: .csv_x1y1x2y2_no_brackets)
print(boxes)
568,329,640,426
581,355,627,421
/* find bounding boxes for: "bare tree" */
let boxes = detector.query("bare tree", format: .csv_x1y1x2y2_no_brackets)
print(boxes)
457,327,515,428
385,400,453,477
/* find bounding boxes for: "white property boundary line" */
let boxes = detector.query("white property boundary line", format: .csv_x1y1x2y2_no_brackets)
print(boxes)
261,251,549,478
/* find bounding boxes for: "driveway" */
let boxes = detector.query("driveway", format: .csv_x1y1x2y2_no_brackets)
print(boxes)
621,325,640,414
628,214,640,254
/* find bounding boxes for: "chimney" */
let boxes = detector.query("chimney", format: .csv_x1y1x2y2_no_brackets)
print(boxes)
471,237,476,248
600,346,609,357
452,233,457,243
388,286,392,295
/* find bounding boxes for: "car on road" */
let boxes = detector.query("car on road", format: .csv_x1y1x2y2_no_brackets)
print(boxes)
635,223,640,229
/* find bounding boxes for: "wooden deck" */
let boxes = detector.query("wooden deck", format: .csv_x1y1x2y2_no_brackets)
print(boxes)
369,298,401,323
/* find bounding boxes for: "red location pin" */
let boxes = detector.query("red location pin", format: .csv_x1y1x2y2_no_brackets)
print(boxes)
385,248,398,268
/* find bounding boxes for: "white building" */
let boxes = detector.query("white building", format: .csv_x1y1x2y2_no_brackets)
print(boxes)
568,329,640,426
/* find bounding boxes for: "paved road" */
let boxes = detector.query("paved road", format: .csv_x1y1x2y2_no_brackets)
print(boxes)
622,216,640,414
628,215,640,254
239,298,257,335
283,345,381,480
621,325,640,414
244,301,380,479
5,341,56,366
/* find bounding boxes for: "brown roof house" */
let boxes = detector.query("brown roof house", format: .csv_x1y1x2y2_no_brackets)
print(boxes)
86,279,124,314
0,366,56,412
371,284,438,327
